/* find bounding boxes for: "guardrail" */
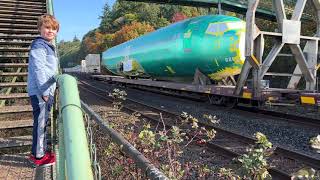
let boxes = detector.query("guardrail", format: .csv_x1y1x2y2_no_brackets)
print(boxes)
56,74,94,180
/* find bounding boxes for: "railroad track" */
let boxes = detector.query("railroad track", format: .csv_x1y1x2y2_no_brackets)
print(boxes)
78,78,320,179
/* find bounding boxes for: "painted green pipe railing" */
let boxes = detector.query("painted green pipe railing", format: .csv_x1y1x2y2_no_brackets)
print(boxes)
56,74,94,180
47,0,54,16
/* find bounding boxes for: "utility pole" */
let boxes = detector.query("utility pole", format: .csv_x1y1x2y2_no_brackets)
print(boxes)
218,0,222,14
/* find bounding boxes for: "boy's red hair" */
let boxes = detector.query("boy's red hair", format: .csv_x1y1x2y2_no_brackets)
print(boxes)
37,14,59,32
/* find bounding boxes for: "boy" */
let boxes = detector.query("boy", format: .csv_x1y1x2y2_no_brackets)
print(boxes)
27,14,59,167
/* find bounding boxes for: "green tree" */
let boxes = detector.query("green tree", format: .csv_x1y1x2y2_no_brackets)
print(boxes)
73,35,80,42
58,40,81,68
99,3,114,33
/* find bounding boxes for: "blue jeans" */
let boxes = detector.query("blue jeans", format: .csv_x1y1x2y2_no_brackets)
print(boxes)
30,95,54,158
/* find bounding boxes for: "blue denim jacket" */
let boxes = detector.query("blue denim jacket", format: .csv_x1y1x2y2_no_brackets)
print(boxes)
27,37,58,96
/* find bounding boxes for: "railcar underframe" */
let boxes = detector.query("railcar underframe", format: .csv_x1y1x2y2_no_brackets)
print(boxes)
90,74,320,106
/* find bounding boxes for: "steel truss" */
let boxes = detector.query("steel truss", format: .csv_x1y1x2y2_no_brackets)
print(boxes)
235,0,320,98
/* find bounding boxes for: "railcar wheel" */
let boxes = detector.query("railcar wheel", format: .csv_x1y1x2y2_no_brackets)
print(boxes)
223,97,238,108
208,95,224,105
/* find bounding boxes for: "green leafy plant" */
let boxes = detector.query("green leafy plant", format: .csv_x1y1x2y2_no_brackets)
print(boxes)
203,114,220,125
197,165,214,179
291,135,320,180
292,168,320,180
138,123,156,148
310,135,320,153
218,167,240,180
137,120,186,179
180,112,217,145
108,88,127,110
218,132,273,180
135,112,220,178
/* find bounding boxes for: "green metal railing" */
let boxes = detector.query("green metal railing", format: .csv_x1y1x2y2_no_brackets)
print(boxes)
47,0,54,16
55,74,94,180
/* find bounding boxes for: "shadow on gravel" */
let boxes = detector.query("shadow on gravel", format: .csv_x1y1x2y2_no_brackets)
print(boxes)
0,153,33,168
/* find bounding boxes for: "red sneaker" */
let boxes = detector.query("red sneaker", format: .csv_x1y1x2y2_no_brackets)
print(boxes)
28,154,37,164
32,152,56,167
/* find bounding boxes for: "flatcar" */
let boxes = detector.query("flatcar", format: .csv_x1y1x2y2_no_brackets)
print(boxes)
102,15,246,83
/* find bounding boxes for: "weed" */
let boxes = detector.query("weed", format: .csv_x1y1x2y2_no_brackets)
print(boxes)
108,88,127,110
218,132,273,180
291,135,320,180
310,135,320,153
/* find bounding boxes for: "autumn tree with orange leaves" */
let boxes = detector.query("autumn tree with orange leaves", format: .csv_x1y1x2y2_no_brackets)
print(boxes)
82,31,114,54
112,22,155,46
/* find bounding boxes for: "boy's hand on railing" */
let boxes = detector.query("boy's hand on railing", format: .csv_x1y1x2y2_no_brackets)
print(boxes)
54,75,60,89
53,75,59,82
42,95,49,102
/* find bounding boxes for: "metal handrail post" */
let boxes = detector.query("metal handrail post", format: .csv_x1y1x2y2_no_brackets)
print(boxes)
47,0,54,15
57,112,66,180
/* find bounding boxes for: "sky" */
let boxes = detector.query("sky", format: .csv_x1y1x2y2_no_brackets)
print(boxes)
53,0,116,42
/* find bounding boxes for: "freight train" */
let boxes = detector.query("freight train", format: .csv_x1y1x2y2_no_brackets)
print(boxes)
102,15,246,83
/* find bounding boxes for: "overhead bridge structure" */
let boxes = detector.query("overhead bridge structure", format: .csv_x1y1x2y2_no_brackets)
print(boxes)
124,0,314,20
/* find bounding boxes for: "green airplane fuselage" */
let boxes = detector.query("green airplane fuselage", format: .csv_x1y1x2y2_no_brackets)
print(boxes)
102,15,246,82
